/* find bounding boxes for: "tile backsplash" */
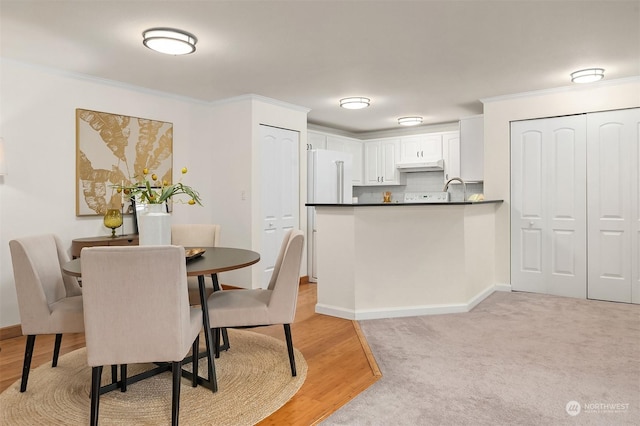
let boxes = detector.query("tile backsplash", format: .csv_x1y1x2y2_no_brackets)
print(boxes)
353,171,483,203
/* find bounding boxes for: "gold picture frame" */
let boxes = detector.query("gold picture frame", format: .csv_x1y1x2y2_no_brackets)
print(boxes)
75,109,173,216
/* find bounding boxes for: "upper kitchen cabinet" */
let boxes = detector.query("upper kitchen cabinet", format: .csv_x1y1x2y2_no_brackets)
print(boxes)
441,116,484,183
363,138,403,185
459,115,484,182
442,131,460,182
400,134,443,164
307,130,327,150
327,135,363,185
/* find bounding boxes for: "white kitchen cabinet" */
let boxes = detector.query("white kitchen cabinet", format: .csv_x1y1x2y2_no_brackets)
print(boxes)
364,138,403,185
459,115,484,182
307,131,327,150
442,115,484,184
327,136,363,185
442,131,460,182
400,134,442,163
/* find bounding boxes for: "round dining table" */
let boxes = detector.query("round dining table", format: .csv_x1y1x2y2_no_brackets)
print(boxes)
62,246,260,394
62,246,260,278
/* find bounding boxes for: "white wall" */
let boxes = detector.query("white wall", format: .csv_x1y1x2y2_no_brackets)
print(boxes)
204,95,310,289
482,77,640,288
0,60,309,327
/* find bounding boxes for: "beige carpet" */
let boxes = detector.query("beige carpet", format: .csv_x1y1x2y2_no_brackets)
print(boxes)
0,329,307,425
324,291,639,426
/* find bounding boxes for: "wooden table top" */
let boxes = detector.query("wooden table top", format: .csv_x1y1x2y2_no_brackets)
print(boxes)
62,246,260,277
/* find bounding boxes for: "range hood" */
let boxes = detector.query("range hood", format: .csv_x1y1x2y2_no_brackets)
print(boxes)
396,159,444,172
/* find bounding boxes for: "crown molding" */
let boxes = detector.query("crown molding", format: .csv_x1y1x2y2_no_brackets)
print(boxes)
481,76,640,104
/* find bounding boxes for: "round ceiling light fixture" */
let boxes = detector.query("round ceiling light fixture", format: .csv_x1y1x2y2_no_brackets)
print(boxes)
143,27,197,55
570,68,605,84
398,116,423,126
339,97,370,109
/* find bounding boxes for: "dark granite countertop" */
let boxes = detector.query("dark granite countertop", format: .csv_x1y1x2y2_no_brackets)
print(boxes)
306,200,503,207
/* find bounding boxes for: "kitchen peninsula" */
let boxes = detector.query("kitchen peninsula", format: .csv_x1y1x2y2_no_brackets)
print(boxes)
306,200,503,320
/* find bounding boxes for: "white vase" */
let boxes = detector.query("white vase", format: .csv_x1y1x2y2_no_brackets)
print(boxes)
138,203,171,245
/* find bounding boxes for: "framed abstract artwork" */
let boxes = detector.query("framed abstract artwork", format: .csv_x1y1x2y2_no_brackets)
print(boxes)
75,108,173,216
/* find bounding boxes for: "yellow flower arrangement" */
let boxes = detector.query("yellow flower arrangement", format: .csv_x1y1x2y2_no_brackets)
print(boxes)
113,167,203,206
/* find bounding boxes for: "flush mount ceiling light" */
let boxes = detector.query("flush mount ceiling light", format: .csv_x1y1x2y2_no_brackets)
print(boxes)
570,68,605,83
339,97,370,109
143,28,197,55
398,116,423,126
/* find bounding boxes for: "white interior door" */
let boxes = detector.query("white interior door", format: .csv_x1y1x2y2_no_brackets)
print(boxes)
587,108,640,303
260,125,299,288
511,115,587,298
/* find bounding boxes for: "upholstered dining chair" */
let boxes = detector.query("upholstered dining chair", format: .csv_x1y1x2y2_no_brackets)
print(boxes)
81,245,205,426
171,224,221,304
207,229,304,376
8,234,84,393
171,223,230,351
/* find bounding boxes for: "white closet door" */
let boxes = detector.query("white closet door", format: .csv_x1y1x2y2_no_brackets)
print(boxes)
511,115,587,297
260,125,300,288
587,108,640,303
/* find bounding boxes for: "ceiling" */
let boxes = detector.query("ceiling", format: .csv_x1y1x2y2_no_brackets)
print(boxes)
1,0,638,134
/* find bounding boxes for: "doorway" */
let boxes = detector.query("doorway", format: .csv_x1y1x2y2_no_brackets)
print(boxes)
259,125,300,288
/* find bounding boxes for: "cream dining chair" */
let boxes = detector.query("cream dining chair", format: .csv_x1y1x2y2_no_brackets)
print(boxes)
8,234,84,393
207,229,304,376
171,223,230,350
81,245,205,426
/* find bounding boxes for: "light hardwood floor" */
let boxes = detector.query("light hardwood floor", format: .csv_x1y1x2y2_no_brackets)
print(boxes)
0,283,380,425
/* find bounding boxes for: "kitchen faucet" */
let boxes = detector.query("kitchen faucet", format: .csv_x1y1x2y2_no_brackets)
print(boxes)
443,177,467,202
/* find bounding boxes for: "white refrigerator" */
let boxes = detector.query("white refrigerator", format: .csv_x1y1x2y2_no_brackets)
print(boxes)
307,149,353,282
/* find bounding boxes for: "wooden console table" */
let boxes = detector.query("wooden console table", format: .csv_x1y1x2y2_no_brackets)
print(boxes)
71,234,139,258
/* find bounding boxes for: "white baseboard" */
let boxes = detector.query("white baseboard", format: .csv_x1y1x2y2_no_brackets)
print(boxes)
315,303,356,320
467,285,497,311
315,284,501,321
353,303,469,320
494,283,512,292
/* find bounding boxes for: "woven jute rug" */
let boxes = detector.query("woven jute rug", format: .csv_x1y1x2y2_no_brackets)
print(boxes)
0,329,307,425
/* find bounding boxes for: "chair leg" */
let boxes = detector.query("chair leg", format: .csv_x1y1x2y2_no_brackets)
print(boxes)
192,336,199,388
20,335,36,392
283,324,297,377
90,366,103,426
52,333,63,367
214,328,220,359
111,365,118,385
220,328,230,351
172,361,182,426
120,364,127,392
